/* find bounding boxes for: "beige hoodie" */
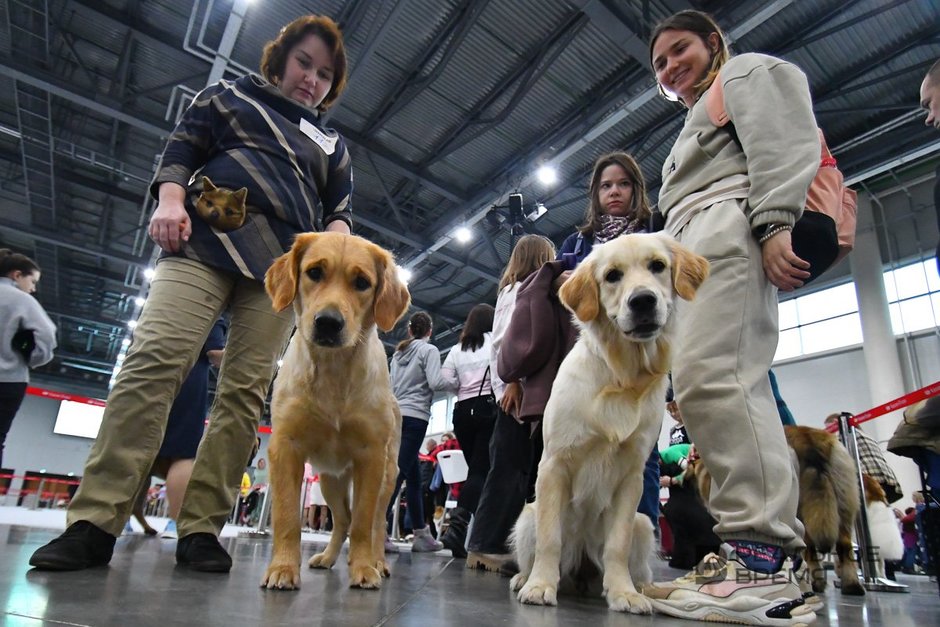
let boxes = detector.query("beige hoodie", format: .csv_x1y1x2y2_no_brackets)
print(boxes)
659,53,819,233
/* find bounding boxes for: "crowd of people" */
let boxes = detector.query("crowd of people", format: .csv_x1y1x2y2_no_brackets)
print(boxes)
1,8,937,627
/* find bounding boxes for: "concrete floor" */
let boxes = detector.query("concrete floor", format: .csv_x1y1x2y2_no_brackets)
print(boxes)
1,511,938,626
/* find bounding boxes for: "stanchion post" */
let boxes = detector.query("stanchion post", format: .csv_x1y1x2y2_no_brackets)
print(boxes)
390,484,403,541
837,411,908,593
231,489,241,525
31,479,45,511
253,488,272,535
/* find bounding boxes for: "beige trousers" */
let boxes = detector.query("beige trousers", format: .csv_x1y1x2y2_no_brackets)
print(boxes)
67,257,293,537
671,199,804,553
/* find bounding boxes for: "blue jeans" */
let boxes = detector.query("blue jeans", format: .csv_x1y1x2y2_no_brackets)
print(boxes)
639,444,661,527
387,415,429,531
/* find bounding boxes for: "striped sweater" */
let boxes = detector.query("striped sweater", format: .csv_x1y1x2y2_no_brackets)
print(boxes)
150,74,353,281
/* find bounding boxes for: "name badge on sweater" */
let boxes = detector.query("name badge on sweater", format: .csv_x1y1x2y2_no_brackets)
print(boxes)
300,118,337,155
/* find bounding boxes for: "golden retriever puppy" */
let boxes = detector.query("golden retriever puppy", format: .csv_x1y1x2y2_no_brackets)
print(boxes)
510,233,709,613
260,232,410,591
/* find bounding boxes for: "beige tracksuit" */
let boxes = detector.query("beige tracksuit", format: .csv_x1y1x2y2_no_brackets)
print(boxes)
660,53,819,553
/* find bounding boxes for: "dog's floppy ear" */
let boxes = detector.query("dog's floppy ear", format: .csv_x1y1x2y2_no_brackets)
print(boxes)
669,241,710,301
371,244,411,331
265,233,317,312
559,259,599,322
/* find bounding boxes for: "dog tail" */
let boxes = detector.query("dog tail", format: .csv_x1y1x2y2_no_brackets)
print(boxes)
798,441,841,554
509,503,536,579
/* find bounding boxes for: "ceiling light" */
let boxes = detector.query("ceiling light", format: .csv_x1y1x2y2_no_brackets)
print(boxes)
398,267,413,284
277,359,284,367
121,338,131,347
143,268,155,280
536,165,557,186
454,226,473,243
134,297,146,307
127,320,138,329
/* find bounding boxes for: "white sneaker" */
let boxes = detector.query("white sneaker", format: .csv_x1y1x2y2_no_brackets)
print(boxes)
643,545,816,626
160,519,178,539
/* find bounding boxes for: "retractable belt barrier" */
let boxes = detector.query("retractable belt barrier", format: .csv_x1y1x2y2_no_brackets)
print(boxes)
824,381,940,433
825,381,940,594
0,474,81,509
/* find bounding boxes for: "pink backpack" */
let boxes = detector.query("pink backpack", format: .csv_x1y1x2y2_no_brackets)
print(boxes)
704,74,858,283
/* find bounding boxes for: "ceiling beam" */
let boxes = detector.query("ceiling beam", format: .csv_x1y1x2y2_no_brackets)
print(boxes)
578,0,648,65
355,211,499,283
0,217,148,267
0,57,171,137
333,122,467,204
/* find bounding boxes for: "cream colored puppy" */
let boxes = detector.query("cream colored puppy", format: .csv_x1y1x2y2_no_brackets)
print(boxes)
260,232,410,591
511,232,709,613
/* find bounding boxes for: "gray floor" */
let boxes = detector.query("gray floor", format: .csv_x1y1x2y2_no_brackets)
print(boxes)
2,524,938,626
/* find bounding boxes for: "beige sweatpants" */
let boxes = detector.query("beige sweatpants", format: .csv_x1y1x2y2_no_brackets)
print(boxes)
671,199,804,553
67,257,293,537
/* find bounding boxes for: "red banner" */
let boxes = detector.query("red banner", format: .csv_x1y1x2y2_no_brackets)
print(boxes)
824,381,940,432
26,386,105,407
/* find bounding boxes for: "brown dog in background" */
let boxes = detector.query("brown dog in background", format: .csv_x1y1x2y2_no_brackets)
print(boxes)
687,424,864,595
260,232,410,590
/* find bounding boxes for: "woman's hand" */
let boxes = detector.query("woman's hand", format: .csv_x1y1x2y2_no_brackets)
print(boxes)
149,183,191,253
761,229,810,292
501,381,523,421
659,475,672,488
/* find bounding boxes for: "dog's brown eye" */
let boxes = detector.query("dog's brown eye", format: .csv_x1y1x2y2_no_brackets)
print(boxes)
649,260,667,273
604,269,622,283
306,267,323,281
354,275,371,291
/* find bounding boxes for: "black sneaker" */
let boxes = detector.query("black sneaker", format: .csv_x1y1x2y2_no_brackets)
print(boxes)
176,533,232,572
29,521,115,571
440,530,468,558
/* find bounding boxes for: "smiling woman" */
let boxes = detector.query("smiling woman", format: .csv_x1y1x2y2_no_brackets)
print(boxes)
29,14,357,575
642,10,823,626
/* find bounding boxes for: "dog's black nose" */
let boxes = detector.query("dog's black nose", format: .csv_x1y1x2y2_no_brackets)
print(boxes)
628,290,657,313
314,310,345,344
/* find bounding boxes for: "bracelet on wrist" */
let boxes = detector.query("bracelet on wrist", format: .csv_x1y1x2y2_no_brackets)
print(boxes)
758,224,792,245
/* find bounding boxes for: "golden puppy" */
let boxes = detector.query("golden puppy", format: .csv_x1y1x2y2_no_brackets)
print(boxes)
510,233,709,612
260,232,410,590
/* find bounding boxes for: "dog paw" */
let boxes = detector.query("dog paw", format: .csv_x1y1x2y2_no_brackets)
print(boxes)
509,573,527,592
517,580,557,606
606,589,652,614
349,562,382,589
261,563,301,590
308,551,337,570
840,580,865,596
376,559,391,578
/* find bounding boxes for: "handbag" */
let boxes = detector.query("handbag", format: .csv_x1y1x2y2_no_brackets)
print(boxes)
11,328,35,361
469,366,497,418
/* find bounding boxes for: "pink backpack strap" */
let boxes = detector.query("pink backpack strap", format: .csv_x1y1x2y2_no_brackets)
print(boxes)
704,72,730,127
